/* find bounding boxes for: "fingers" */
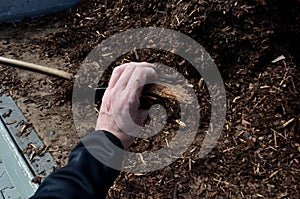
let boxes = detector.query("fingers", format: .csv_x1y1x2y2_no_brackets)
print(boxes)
107,63,130,89
114,65,136,91
103,63,138,110
125,63,157,97
128,64,157,88
109,62,157,93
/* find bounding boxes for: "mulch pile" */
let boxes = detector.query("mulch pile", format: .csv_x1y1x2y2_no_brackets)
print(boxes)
1,0,299,198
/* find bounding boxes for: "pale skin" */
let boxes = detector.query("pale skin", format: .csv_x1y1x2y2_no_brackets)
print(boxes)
95,62,158,148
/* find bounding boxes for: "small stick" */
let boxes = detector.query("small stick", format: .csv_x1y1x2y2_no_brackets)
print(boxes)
0,56,73,80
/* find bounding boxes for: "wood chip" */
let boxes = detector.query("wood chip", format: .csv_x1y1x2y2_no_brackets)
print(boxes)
271,55,285,63
269,170,279,179
2,109,12,118
5,120,17,125
282,118,295,128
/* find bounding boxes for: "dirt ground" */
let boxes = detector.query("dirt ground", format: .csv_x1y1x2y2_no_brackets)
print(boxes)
0,0,299,198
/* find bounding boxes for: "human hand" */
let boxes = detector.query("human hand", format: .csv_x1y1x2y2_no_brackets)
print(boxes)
95,62,157,148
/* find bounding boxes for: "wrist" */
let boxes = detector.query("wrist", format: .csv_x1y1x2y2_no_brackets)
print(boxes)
96,127,133,149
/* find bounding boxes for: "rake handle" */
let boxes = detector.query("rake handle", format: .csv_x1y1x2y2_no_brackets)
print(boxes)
0,56,73,80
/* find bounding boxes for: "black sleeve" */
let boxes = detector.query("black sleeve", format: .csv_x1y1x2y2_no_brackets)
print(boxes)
30,130,124,199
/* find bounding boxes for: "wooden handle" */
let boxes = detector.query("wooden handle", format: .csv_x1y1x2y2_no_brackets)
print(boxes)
0,56,73,80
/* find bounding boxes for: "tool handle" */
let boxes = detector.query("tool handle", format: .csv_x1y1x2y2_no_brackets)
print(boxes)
0,56,73,80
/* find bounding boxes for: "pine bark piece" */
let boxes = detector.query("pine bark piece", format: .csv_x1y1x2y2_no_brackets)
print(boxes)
140,83,193,109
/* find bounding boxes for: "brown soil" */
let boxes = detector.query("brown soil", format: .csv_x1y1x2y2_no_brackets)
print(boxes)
0,0,299,198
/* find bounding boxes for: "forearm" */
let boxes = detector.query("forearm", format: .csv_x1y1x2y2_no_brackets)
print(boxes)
30,130,124,199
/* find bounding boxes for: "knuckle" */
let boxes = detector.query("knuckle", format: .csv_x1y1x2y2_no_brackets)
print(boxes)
141,61,149,65
145,67,157,79
113,66,123,75
111,70,121,80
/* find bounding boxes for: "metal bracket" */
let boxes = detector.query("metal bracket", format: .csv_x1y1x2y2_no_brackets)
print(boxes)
0,89,57,199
